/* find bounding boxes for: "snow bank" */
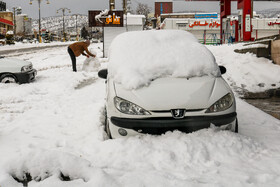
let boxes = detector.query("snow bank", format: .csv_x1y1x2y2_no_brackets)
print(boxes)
108,30,220,89
82,49,101,72
207,43,280,93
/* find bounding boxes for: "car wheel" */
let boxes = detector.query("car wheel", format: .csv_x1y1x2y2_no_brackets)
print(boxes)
235,118,239,133
104,107,112,139
0,74,17,83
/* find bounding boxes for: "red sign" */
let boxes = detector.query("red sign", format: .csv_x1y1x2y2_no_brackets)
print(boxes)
268,22,280,26
188,21,220,28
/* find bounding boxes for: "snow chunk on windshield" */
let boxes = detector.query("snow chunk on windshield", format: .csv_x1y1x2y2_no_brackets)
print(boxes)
108,30,220,89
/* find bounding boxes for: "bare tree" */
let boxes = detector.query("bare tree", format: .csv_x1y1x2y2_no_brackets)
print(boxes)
136,3,151,27
136,3,150,18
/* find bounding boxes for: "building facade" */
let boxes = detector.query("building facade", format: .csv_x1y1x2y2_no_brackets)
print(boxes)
161,13,280,44
0,11,13,35
155,1,173,18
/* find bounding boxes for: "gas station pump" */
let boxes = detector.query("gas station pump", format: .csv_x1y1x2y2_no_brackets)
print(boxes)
238,9,243,41
222,17,239,43
220,0,252,43
222,18,231,43
231,20,239,42
237,0,252,41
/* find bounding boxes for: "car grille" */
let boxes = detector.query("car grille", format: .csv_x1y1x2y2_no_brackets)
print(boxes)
111,112,237,135
134,124,210,135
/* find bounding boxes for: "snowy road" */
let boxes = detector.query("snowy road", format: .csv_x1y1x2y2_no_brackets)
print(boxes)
0,42,71,56
0,43,280,187
0,44,69,57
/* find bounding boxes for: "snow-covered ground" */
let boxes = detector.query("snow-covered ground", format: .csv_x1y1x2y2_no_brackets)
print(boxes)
0,41,280,187
207,43,280,94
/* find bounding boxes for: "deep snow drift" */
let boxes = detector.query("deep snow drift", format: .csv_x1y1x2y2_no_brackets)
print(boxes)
0,39,280,187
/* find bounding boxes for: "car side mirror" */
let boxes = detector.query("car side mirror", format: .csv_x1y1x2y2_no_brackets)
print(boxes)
219,66,226,75
98,69,108,79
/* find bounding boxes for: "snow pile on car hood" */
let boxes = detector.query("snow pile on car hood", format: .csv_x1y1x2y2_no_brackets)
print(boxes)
108,30,220,89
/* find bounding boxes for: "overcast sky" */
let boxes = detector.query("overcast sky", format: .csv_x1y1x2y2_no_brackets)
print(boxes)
3,0,280,19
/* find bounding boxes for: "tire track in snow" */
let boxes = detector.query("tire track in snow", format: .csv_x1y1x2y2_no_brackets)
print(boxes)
36,64,73,71
74,77,98,90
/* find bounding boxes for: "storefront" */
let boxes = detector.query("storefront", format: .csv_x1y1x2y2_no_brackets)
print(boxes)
161,13,221,44
0,12,14,36
161,13,280,44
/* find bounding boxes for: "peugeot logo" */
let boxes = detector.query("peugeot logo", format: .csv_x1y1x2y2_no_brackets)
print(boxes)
171,109,185,119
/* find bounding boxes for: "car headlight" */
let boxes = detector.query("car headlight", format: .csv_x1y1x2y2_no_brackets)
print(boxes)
21,64,32,72
206,93,234,113
114,97,151,115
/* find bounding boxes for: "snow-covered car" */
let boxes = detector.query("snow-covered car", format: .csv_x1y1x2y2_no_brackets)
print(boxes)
91,38,99,43
0,56,37,84
0,39,6,45
98,30,238,138
22,39,28,43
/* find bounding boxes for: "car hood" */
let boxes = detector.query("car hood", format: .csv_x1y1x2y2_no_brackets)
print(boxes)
114,76,232,111
0,57,31,66
0,57,31,72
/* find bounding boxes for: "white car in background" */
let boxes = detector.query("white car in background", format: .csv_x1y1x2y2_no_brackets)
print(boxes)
98,30,238,138
0,56,37,84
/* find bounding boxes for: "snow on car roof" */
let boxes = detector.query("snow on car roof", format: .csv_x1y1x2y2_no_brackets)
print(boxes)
108,30,220,89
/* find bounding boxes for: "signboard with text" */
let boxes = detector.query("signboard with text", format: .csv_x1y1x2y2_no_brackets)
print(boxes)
195,13,218,19
88,10,124,27
245,14,251,32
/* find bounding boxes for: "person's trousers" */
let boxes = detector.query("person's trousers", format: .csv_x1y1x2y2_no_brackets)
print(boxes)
68,47,77,72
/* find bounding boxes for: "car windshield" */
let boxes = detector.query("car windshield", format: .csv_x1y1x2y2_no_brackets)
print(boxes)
108,30,220,90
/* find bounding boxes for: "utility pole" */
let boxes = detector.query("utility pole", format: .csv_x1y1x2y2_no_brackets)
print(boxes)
13,7,16,38
29,0,50,43
109,0,115,11
123,0,127,15
73,14,79,41
127,0,131,14
57,8,71,42
38,0,41,41
12,7,21,39
23,17,26,36
75,14,78,41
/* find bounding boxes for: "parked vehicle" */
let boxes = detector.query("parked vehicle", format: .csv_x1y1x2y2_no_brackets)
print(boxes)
98,30,238,138
5,31,15,45
0,56,37,84
22,39,28,43
0,39,5,45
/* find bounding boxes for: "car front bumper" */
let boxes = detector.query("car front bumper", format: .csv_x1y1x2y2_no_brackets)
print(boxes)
14,69,37,84
109,112,237,137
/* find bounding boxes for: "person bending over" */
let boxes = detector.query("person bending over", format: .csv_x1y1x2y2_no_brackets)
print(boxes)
67,40,96,72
